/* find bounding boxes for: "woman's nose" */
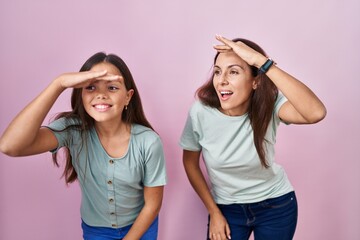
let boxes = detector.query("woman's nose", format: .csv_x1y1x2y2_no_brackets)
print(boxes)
220,74,229,84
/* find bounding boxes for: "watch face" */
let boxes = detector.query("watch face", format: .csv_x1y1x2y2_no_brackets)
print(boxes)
260,59,274,73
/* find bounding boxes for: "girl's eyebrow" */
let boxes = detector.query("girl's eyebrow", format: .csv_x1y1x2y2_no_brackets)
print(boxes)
92,79,123,85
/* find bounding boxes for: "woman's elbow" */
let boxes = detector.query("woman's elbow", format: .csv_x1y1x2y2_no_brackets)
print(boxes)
308,106,327,123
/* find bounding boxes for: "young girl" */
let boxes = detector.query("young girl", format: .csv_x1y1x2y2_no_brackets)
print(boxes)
180,35,326,240
0,52,167,240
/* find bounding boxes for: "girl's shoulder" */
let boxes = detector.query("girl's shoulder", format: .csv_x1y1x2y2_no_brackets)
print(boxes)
131,124,162,148
48,116,82,131
132,124,159,139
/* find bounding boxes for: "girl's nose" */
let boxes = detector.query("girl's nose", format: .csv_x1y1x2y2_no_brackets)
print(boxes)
96,90,108,99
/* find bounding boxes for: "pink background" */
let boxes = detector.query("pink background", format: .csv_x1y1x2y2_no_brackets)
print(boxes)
0,0,359,239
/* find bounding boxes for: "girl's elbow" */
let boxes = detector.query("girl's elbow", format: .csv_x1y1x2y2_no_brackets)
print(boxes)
0,142,22,157
0,137,31,157
144,201,162,216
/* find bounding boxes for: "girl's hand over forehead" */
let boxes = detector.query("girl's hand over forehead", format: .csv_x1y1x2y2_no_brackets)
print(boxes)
213,35,264,67
58,70,122,89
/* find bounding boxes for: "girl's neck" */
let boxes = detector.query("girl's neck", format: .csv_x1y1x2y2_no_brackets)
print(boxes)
94,121,132,158
95,121,131,138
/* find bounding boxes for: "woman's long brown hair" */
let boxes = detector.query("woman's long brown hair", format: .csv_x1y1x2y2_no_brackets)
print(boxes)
197,38,278,168
52,52,153,184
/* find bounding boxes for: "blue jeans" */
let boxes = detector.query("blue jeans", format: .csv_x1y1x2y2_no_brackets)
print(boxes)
207,191,298,240
82,216,158,240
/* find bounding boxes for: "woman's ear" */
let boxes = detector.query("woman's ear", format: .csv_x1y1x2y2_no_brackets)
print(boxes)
252,80,259,90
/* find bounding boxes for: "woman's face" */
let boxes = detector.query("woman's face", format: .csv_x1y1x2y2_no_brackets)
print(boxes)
82,62,134,125
213,51,257,116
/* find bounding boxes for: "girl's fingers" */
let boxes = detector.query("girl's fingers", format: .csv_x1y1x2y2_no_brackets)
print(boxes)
96,74,123,81
59,71,122,89
87,69,107,78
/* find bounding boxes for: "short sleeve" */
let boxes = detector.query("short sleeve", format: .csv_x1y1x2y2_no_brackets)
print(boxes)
179,109,202,151
45,118,80,153
143,136,167,187
273,92,289,125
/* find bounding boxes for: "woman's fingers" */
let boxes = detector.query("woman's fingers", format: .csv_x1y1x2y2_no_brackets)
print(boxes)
225,223,231,239
215,35,237,49
213,44,232,53
209,232,228,240
214,34,261,66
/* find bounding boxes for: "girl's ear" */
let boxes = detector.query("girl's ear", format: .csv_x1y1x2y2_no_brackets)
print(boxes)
126,89,134,104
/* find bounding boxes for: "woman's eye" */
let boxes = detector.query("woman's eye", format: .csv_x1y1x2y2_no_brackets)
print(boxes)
230,70,239,75
214,70,221,75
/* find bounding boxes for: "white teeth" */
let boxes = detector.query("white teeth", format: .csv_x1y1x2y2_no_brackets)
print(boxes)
94,105,109,109
220,91,233,95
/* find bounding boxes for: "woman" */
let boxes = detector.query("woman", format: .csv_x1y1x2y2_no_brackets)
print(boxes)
0,52,167,240
180,35,326,240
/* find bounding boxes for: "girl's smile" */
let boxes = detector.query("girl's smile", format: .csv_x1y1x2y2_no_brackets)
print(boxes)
82,62,133,124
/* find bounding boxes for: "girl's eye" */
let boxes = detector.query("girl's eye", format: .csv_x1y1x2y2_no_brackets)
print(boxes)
108,86,119,91
230,70,239,75
84,85,95,91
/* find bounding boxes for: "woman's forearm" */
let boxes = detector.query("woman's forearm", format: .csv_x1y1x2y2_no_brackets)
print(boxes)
266,64,327,123
183,151,220,215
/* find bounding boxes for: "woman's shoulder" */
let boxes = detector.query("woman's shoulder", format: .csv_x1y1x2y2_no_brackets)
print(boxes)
188,100,218,121
189,100,213,114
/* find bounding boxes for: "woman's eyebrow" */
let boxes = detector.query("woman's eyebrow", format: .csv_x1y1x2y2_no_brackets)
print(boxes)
214,64,244,70
228,64,244,70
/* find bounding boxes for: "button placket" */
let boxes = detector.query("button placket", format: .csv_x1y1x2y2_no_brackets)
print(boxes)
107,159,117,227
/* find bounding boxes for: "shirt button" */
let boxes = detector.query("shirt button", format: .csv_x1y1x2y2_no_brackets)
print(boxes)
107,180,112,185
112,224,117,227
109,198,114,203
109,159,114,164
110,212,115,215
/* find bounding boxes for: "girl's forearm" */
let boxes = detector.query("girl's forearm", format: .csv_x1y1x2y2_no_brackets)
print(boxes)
0,78,65,155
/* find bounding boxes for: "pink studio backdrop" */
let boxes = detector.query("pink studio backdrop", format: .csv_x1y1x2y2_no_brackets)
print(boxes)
0,0,359,239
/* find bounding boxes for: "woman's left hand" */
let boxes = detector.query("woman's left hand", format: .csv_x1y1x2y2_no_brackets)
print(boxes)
213,35,265,68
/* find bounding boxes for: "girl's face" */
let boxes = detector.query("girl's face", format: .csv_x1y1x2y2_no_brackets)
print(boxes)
82,62,134,125
213,51,257,116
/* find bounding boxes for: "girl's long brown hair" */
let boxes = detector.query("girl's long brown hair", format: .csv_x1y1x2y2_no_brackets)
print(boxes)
52,52,153,184
197,38,278,168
